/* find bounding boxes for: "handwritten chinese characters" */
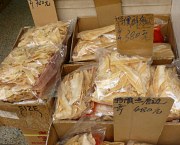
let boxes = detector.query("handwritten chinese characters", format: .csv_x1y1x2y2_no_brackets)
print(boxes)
115,14,154,57
28,0,51,9
18,105,43,117
114,97,167,115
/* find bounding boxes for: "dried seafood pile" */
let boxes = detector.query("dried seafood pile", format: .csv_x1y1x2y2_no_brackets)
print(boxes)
72,25,116,62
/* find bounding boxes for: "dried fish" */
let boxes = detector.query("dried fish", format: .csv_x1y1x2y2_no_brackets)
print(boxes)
92,51,151,105
64,133,96,145
54,65,97,120
72,25,116,62
18,21,69,47
151,65,180,121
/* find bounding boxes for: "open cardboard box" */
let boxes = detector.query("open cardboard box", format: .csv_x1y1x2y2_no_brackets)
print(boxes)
70,15,179,65
0,1,73,144
0,24,72,144
46,63,180,145
0,73,56,131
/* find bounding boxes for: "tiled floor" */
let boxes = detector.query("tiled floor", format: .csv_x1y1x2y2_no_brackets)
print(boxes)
0,0,34,144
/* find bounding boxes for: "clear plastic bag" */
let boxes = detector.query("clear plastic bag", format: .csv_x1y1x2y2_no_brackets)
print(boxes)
53,64,97,120
91,102,113,121
57,116,106,145
0,44,62,102
92,50,152,105
0,20,75,103
149,65,180,121
17,20,72,48
127,140,153,145
72,25,116,62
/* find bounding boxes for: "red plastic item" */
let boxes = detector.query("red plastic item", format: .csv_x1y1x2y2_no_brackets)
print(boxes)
93,133,104,145
154,25,164,43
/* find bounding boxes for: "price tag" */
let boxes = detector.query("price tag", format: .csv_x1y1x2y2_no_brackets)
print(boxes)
27,0,58,26
115,14,154,57
113,97,174,144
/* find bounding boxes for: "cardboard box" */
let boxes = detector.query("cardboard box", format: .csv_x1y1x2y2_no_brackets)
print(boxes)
0,75,55,131
0,25,68,131
46,63,180,145
70,15,179,65
47,121,180,145
22,128,48,145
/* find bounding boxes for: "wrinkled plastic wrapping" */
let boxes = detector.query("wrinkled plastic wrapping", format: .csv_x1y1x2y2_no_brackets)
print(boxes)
127,141,153,145
91,102,113,121
53,64,97,120
92,51,151,105
149,65,180,121
0,20,75,102
18,21,70,48
57,117,106,145
0,44,60,102
153,43,174,60
154,17,168,28
72,25,116,62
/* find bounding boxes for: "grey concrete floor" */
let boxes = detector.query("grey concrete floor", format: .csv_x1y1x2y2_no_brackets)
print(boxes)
0,0,34,62
0,0,34,144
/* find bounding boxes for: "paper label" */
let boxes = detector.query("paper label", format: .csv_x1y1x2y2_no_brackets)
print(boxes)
115,14,154,57
27,0,58,26
113,97,174,144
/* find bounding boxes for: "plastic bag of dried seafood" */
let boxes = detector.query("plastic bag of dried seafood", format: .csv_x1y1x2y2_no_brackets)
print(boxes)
17,20,75,48
92,50,152,106
56,116,106,145
53,64,97,120
72,25,117,62
0,20,76,103
149,62,180,122
127,140,153,145
0,44,62,102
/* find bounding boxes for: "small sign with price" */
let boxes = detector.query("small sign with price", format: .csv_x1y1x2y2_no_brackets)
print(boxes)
115,14,154,57
27,0,58,26
113,97,174,144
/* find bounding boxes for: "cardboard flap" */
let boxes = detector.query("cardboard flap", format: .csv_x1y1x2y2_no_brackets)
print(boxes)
113,97,174,144
93,0,122,27
27,0,58,26
115,14,154,57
